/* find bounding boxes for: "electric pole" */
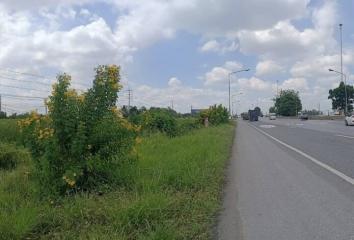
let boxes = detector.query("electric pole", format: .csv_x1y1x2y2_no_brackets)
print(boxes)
127,89,132,113
340,24,343,84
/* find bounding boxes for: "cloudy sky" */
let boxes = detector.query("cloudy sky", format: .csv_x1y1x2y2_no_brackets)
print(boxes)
0,0,354,114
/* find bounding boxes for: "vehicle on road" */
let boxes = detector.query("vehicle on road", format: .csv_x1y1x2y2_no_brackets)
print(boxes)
248,109,258,122
269,113,276,120
299,113,309,120
345,114,354,126
241,112,249,120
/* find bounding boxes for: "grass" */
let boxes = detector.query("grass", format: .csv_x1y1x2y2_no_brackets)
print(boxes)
0,119,20,143
0,123,235,239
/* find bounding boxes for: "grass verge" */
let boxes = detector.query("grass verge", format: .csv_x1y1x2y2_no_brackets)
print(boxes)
0,123,235,239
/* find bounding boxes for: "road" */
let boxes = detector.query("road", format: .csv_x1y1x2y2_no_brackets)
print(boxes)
217,118,354,240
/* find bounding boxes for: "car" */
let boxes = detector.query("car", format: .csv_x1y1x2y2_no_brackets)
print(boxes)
299,113,308,120
345,114,354,126
269,113,276,120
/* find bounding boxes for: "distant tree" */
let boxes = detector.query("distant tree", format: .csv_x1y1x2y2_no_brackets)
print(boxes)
0,111,6,119
254,106,262,117
328,82,354,112
269,106,276,114
274,90,302,116
302,109,323,116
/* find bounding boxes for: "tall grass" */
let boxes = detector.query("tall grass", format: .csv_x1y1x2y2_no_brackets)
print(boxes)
0,119,20,143
0,123,235,239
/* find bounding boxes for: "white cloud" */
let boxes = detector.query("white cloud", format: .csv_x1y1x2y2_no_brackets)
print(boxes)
168,77,182,87
256,60,283,76
200,39,238,53
204,61,243,85
200,40,220,52
238,1,337,61
278,78,309,92
125,81,228,113
238,77,271,91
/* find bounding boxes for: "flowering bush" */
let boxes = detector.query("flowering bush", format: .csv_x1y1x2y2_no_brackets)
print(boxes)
19,65,139,196
142,108,178,137
199,104,229,125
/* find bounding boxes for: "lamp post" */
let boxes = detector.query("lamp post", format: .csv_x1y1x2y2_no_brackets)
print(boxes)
329,68,348,114
228,69,249,117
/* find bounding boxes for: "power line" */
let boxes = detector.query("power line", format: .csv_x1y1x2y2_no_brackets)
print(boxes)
0,83,49,93
0,75,52,86
0,68,53,80
1,93,45,100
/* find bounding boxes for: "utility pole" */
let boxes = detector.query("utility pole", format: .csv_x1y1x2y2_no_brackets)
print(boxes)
0,94,2,113
340,24,343,84
339,23,348,114
127,89,132,113
44,98,48,115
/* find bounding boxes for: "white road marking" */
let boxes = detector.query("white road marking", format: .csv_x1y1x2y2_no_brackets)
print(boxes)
260,125,276,129
336,134,354,139
249,123,354,186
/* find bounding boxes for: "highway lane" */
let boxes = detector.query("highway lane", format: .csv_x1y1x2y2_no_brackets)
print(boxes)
217,120,354,240
259,117,354,137
253,118,354,179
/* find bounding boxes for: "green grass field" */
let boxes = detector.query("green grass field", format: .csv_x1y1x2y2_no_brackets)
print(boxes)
0,119,20,143
0,123,235,239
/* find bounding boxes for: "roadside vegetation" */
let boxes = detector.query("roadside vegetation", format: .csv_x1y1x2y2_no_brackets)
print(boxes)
0,65,234,239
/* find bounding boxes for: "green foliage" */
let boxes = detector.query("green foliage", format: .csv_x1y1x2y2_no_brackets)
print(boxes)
121,105,146,125
302,109,323,116
0,111,6,119
328,81,354,112
269,106,276,113
273,90,302,116
0,119,20,143
19,65,138,196
142,108,178,137
0,124,235,239
200,104,229,125
254,106,262,116
0,143,30,170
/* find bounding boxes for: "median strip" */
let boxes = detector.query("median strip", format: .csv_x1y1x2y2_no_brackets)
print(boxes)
248,123,354,186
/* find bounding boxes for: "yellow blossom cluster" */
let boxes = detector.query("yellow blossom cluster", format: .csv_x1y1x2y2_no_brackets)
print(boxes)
17,111,40,130
38,128,54,140
62,175,76,188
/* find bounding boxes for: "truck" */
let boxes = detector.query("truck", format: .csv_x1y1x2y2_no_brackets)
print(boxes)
248,110,258,122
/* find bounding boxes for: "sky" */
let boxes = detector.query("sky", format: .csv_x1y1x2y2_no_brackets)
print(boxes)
0,0,354,114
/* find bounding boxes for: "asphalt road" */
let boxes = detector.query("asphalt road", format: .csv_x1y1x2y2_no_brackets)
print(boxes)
217,118,354,240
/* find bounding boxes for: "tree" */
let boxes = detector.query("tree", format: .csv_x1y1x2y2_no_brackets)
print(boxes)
328,82,354,112
0,111,6,119
274,90,302,116
254,106,262,117
269,106,276,114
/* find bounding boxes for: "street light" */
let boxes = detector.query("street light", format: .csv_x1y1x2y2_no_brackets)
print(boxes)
229,69,249,116
329,68,348,114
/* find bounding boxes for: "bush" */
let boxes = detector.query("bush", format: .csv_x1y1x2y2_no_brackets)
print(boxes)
142,108,178,137
19,65,139,196
199,104,229,125
0,143,30,170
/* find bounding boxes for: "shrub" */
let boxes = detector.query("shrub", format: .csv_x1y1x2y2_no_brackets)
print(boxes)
19,65,139,196
142,108,178,137
199,104,229,125
0,143,30,170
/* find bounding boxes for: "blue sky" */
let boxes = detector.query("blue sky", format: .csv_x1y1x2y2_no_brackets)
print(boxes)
0,0,353,114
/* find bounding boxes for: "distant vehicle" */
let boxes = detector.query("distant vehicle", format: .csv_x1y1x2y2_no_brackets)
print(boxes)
248,110,258,122
241,112,249,120
269,113,276,120
299,113,309,120
345,113,354,126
